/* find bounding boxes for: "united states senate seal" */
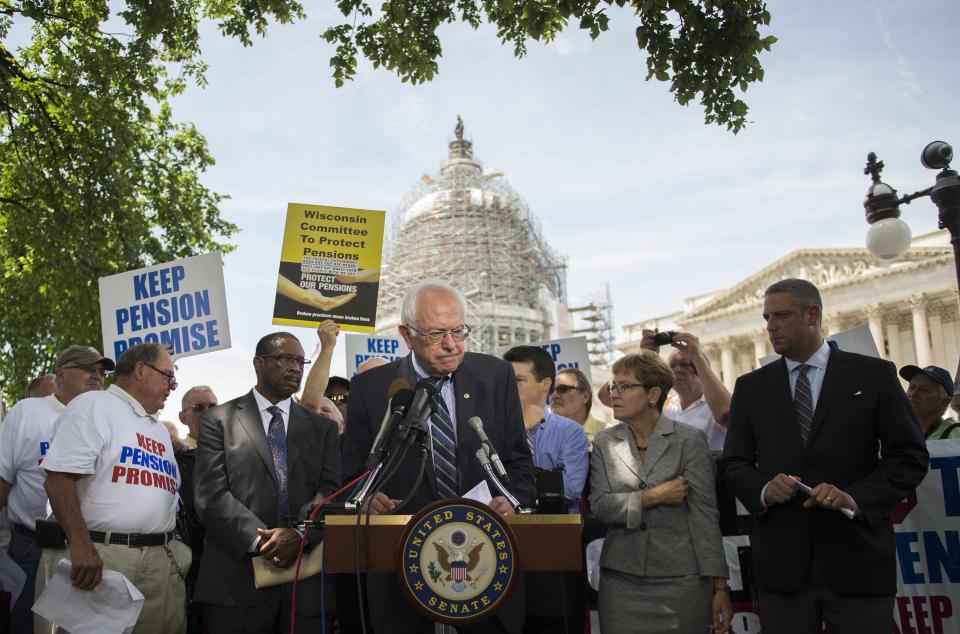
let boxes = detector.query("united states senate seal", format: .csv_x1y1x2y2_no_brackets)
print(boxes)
396,498,519,625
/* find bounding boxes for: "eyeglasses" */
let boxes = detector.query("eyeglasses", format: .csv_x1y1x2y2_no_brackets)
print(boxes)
145,363,178,389
607,382,646,395
327,393,347,403
669,361,695,371
553,385,584,395
62,363,109,377
190,402,216,412
405,324,471,346
259,354,311,367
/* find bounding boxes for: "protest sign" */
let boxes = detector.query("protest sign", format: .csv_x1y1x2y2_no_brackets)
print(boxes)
497,336,592,383
272,202,385,333
99,252,230,361
344,333,409,376
711,439,960,634
894,438,960,634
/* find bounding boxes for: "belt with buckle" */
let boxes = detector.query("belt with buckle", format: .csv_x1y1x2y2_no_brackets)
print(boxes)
88,530,176,547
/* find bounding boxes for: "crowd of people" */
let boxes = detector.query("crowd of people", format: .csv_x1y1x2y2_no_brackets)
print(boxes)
0,276,944,634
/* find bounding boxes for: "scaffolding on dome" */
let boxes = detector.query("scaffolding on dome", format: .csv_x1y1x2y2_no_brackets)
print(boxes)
568,284,616,367
377,117,568,355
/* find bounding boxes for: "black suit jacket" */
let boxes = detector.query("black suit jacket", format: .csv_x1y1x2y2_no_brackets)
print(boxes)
193,391,341,612
341,352,536,633
722,346,928,595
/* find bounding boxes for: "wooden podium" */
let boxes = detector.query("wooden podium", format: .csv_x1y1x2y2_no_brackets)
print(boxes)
324,513,582,573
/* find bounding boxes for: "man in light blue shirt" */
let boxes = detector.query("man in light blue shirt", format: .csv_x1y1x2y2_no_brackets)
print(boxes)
504,344,589,634
503,345,588,513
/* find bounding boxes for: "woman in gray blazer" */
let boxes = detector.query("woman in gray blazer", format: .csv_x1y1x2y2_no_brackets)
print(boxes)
590,351,733,633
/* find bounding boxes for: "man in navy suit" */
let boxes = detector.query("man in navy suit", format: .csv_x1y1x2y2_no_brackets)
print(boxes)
341,279,535,634
723,278,928,633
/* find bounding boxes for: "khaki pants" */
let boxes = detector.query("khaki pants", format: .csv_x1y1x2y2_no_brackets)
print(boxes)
37,539,191,634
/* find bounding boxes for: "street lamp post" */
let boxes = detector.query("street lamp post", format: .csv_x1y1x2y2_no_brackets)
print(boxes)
863,141,960,304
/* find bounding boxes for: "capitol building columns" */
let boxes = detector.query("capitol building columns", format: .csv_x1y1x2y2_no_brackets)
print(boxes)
618,237,960,389
865,304,885,356
910,295,933,368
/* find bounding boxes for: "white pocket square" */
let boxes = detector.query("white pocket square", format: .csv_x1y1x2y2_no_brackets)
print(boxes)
853,390,863,396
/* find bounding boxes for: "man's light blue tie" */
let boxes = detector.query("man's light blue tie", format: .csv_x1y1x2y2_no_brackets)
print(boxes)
794,364,814,446
266,406,290,524
430,377,458,499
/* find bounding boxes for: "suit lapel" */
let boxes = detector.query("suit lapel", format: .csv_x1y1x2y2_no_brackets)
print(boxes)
771,358,802,448
285,403,304,475
612,425,643,481
807,348,845,448
453,361,478,485
238,391,278,484
642,416,674,473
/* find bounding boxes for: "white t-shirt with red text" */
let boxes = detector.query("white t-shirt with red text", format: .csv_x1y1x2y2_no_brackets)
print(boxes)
42,385,179,534
0,394,63,529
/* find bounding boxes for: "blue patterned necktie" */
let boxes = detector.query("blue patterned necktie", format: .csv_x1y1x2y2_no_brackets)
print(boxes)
430,377,459,499
794,364,814,446
266,406,290,524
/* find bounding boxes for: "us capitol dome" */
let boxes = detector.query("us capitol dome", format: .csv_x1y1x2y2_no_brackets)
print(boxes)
376,117,570,355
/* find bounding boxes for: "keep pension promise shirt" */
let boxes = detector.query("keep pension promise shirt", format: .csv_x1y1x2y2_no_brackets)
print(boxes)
42,385,179,534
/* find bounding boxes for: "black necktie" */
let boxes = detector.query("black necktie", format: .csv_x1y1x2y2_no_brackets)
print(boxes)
794,364,814,446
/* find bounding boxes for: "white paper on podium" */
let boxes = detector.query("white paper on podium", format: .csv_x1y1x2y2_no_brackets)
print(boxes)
32,559,144,634
463,480,493,505
0,550,27,612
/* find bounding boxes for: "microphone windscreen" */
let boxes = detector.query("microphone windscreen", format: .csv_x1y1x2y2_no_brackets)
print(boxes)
414,377,438,397
387,377,411,398
467,416,484,432
391,388,415,411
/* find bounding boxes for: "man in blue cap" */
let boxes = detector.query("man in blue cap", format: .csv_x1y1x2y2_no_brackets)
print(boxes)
899,364,960,440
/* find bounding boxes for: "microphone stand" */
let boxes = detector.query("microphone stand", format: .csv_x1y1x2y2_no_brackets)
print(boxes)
387,409,432,515
475,448,524,513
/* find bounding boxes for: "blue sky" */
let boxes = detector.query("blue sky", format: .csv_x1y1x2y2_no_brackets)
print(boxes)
158,0,960,421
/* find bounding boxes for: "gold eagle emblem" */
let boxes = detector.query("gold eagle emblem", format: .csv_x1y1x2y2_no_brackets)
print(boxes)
432,542,485,581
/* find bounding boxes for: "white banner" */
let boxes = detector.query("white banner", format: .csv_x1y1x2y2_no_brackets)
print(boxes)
894,438,960,633
497,336,592,383
98,252,231,361
344,333,408,376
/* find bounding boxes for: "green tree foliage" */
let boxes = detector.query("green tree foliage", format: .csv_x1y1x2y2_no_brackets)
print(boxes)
0,0,307,400
322,0,776,132
0,0,773,400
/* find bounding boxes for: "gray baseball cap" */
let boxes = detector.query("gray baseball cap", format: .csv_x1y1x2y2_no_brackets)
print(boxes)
56,345,116,371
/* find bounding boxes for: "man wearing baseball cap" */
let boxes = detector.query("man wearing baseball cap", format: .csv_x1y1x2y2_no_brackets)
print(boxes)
899,364,960,440
0,344,113,634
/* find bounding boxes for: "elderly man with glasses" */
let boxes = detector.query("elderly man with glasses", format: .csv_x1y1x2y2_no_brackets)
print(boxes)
550,367,607,448
643,330,731,454
172,385,219,633
41,343,191,633
0,345,113,634
341,278,535,634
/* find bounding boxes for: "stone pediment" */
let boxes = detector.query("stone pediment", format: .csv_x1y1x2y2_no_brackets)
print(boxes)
680,247,953,321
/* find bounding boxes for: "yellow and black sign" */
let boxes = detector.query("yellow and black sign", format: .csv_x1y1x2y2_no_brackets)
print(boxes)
271,202,385,333
396,499,519,625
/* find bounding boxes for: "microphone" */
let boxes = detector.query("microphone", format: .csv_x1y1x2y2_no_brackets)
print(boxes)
365,380,413,469
467,416,510,484
474,447,521,512
399,378,437,440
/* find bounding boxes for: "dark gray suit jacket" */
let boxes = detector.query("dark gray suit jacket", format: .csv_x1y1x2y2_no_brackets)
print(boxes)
722,346,928,595
193,390,341,612
341,352,536,633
